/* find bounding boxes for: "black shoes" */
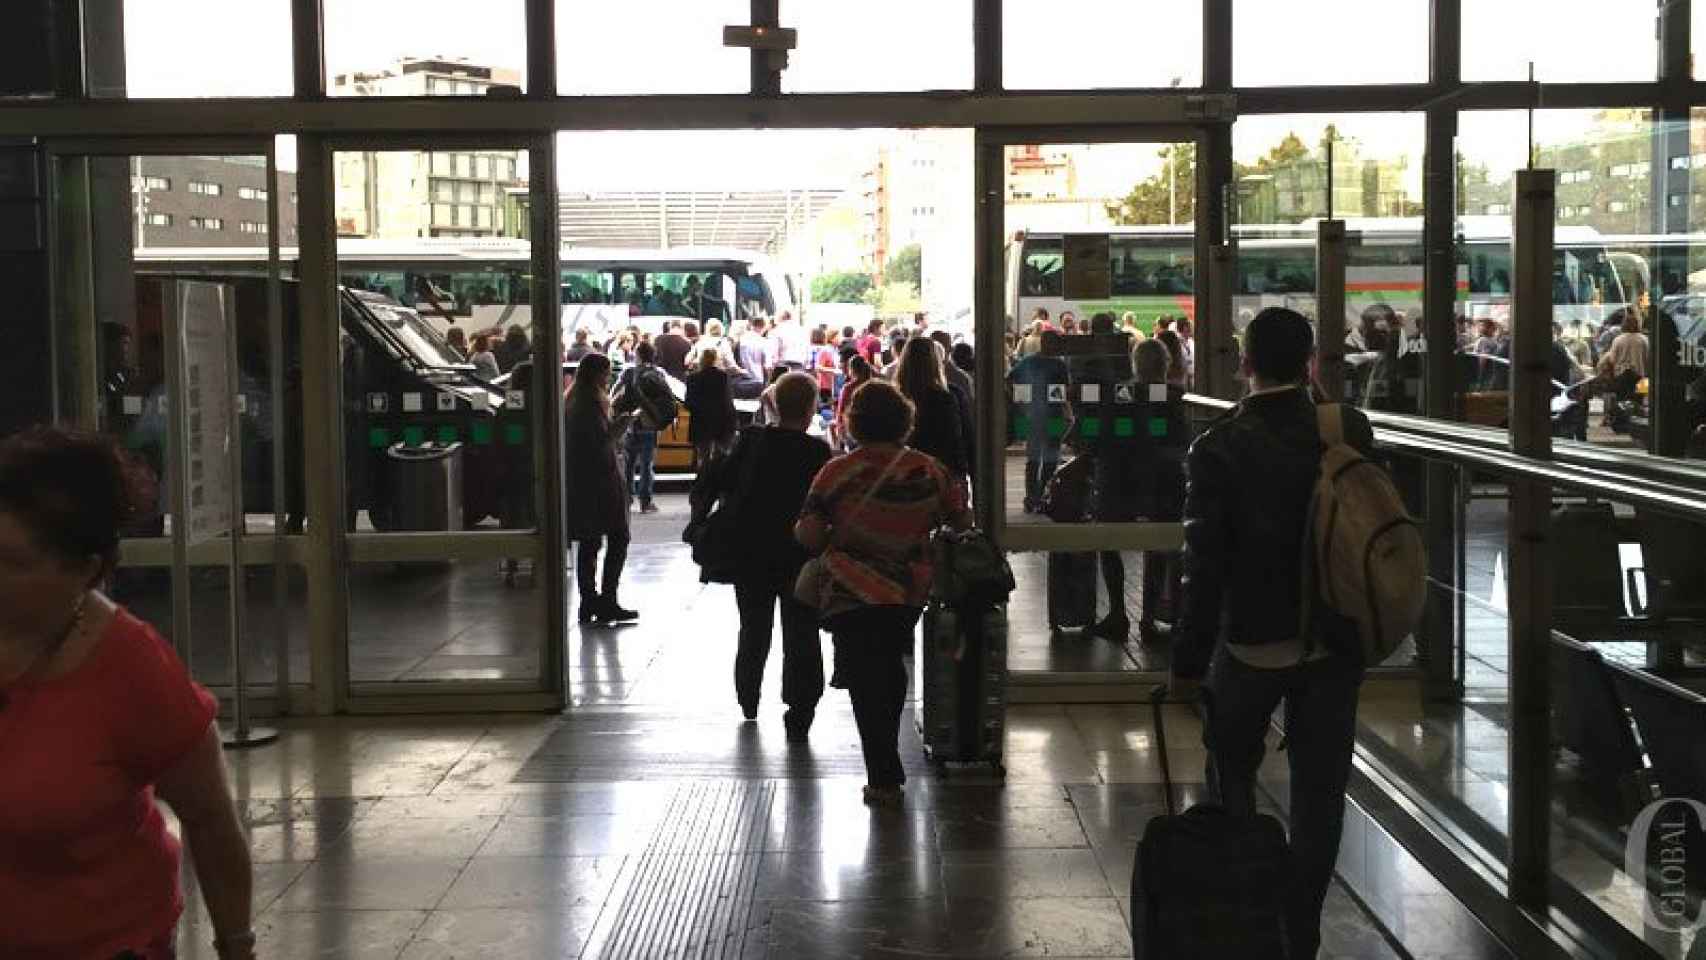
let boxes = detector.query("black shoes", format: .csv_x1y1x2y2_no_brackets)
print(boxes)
1089,614,1131,641
783,708,814,742
578,597,639,625
740,700,759,721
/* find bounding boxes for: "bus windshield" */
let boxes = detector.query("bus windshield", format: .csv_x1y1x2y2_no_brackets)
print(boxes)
358,294,466,368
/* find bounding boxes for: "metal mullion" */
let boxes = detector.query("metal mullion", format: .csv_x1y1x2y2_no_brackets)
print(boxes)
294,132,344,714
1507,169,1556,908
973,131,1004,538
265,143,291,709
527,131,566,707
321,131,538,154
974,123,1212,148
344,688,563,715
973,0,1001,94
346,531,543,564
120,536,310,568
1003,523,1185,554
0,92,1236,137
526,0,555,99
290,0,325,98
40,137,271,159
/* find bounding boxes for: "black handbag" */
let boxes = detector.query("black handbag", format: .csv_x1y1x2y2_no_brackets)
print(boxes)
687,431,765,582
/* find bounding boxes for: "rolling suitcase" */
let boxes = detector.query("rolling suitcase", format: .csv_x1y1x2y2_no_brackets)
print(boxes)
1046,551,1097,631
917,603,1008,775
1132,686,1291,959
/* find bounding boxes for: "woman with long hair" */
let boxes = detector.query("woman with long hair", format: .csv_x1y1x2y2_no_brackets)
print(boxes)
563,353,637,624
893,337,972,486
1156,328,1188,389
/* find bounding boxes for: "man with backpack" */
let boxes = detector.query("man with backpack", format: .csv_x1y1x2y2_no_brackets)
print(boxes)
1168,306,1392,960
613,340,679,515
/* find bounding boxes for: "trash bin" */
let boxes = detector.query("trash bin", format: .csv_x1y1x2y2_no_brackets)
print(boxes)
384,441,464,531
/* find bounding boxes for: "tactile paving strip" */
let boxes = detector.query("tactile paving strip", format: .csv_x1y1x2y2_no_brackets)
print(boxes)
585,780,775,959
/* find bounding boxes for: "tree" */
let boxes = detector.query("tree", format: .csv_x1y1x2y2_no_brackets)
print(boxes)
1106,142,1197,226
862,281,921,315
885,243,922,291
811,271,873,304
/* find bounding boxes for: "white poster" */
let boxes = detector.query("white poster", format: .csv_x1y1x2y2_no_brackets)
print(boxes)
177,281,235,547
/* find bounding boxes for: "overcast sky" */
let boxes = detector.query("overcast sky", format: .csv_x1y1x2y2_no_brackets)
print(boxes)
121,0,1678,193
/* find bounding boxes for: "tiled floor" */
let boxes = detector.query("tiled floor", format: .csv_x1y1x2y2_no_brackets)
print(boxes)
160,522,1423,959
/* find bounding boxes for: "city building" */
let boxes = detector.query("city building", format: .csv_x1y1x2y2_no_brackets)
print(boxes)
133,156,299,248
331,58,526,239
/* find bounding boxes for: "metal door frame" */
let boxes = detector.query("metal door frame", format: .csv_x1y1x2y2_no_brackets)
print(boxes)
43,135,304,713
973,123,1226,555
307,132,566,713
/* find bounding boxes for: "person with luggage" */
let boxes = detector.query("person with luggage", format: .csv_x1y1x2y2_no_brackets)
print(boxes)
1168,306,1375,960
564,353,639,625
796,381,971,806
701,372,833,736
612,340,677,515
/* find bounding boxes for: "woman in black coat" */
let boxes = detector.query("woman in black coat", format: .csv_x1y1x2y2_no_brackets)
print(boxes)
563,352,637,625
685,347,738,465
894,337,972,486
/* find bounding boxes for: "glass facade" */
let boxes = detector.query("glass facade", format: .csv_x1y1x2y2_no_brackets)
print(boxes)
1004,0,1202,89
16,5,1706,957
1234,0,1428,86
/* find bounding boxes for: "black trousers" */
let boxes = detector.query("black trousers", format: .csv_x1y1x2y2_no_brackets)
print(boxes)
734,581,824,719
830,607,917,788
575,531,630,603
1204,646,1363,960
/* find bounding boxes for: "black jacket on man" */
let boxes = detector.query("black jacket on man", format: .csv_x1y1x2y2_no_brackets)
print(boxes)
1173,385,1374,679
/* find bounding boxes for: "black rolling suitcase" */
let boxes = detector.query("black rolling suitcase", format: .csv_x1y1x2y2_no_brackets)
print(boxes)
917,604,1009,775
1046,551,1097,631
1132,687,1291,959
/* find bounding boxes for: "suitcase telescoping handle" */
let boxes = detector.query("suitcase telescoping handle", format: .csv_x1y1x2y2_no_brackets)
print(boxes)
1150,684,1176,817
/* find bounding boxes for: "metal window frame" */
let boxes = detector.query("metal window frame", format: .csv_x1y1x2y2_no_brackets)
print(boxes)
43,134,300,713
312,131,565,712
29,0,1706,946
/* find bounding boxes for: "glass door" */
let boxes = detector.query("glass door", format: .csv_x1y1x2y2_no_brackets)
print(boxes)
975,128,1210,688
320,135,564,710
46,139,304,716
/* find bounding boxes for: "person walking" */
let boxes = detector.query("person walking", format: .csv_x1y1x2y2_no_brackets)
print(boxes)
0,427,255,960
706,372,833,735
613,340,673,515
1169,306,1375,960
894,337,973,491
686,346,737,466
796,381,971,805
564,353,638,624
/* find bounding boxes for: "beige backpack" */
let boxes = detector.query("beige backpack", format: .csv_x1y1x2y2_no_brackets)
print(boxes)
1300,404,1427,666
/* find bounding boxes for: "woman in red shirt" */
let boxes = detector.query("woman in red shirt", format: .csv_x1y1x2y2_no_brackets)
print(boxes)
0,428,254,960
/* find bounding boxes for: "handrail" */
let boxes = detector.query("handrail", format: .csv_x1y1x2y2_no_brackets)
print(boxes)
1357,408,1706,490
1180,393,1706,525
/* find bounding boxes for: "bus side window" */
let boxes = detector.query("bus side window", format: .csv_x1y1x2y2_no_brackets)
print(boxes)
1021,241,1063,297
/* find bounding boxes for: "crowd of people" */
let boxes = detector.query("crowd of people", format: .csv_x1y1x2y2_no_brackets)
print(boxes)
0,304,1417,959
